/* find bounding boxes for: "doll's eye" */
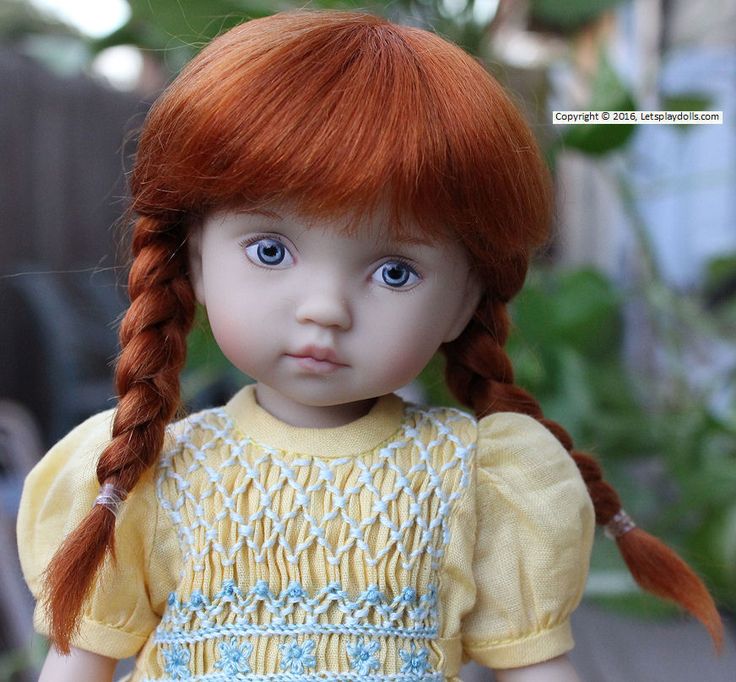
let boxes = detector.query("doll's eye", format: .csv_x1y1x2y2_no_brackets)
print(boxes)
243,237,294,268
372,260,420,289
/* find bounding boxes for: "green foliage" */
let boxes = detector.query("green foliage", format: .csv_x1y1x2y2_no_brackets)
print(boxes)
507,267,655,454
662,92,712,112
558,54,638,156
183,306,248,402
704,253,736,325
530,0,629,32
94,1,499,66
495,264,736,612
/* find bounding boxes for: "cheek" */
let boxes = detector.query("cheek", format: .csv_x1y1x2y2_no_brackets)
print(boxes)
358,308,444,385
204,296,261,371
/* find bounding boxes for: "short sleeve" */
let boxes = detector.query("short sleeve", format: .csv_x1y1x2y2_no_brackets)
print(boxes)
461,412,594,670
16,410,169,659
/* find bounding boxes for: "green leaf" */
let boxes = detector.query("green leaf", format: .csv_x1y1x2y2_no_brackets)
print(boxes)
662,92,712,112
560,53,638,155
530,0,630,32
554,269,622,356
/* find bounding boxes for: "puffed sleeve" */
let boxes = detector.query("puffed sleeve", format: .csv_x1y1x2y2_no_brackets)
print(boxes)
16,410,176,659
461,412,595,670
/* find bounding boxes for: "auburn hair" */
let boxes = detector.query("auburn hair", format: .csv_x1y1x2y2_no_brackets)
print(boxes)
43,9,722,653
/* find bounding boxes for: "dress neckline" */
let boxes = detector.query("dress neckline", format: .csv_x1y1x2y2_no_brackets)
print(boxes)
224,384,406,457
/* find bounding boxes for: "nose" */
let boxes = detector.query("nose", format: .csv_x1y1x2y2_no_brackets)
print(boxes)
295,280,352,330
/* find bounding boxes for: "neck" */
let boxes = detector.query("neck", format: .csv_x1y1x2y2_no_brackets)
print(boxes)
254,384,377,427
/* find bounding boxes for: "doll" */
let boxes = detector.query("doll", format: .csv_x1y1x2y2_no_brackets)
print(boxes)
17,9,722,682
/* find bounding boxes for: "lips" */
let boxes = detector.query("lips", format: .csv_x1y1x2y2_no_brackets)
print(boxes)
288,346,346,365
285,346,348,374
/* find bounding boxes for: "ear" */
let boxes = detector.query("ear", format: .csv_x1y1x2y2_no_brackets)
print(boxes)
187,225,206,306
443,272,483,343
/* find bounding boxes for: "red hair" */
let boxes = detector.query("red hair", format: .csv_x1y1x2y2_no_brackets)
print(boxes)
43,9,722,653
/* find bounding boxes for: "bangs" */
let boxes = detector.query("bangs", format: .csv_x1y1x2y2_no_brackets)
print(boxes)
131,10,551,261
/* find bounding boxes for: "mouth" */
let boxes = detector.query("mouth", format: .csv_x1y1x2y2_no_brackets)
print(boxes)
285,346,347,374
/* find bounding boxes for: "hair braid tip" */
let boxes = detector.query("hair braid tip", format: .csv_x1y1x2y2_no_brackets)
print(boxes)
42,505,118,655
616,526,724,651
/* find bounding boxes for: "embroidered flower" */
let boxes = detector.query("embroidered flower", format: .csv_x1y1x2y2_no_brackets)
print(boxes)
189,591,205,609
364,585,384,605
253,580,271,599
400,587,416,604
285,581,306,600
279,638,317,675
163,643,191,679
219,580,237,600
167,592,178,607
347,638,380,675
399,644,430,676
215,636,253,675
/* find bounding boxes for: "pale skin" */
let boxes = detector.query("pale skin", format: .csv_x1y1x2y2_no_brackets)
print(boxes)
38,204,583,682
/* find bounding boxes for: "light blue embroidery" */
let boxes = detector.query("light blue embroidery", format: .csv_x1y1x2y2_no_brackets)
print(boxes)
146,673,443,682
151,401,474,681
158,581,439,642
214,636,253,675
162,643,191,679
279,637,317,674
156,405,475,573
347,637,381,675
399,587,416,604
399,644,430,676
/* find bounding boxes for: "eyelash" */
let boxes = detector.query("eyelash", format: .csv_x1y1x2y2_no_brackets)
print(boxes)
239,233,294,268
237,235,422,288
373,257,422,289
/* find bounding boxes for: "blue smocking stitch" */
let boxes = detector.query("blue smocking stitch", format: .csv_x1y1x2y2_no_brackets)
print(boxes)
156,404,475,573
162,643,191,679
400,587,416,604
399,644,430,676
347,637,381,675
214,636,253,675
278,637,317,675
144,673,443,682
159,581,439,639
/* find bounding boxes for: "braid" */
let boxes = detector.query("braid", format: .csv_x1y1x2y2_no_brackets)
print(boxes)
442,293,723,648
42,217,196,654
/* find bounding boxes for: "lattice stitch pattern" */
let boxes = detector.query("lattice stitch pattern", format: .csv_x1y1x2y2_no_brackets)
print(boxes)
147,403,476,681
155,405,475,573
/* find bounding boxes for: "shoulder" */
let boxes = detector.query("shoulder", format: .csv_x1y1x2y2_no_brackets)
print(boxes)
476,411,583,486
473,412,593,540
19,409,116,530
17,408,159,595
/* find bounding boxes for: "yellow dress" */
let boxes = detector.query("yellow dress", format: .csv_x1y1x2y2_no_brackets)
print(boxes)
18,385,594,680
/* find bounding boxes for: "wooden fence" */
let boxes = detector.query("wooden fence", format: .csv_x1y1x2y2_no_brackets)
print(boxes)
0,46,149,446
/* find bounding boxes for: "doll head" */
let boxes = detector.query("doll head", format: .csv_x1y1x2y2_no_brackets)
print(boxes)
44,9,721,653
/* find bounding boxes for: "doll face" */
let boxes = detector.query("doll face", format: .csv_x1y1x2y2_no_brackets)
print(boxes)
188,203,480,426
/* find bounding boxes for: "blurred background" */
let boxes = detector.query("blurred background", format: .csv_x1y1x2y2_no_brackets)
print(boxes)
0,0,734,680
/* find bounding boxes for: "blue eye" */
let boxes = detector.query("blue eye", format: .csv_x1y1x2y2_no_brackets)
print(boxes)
244,237,294,268
373,260,420,289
